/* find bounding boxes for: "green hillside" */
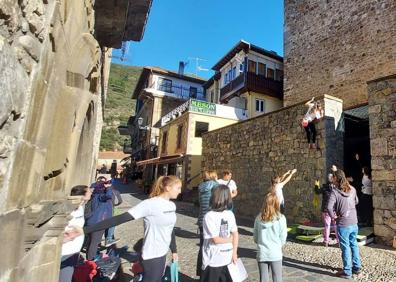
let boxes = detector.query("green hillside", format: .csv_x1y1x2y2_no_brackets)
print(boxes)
100,64,142,150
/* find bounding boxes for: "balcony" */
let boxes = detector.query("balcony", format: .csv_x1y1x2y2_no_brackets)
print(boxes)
220,72,283,102
146,83,205,101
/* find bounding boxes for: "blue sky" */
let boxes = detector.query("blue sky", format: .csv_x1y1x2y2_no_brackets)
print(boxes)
112,0,284,79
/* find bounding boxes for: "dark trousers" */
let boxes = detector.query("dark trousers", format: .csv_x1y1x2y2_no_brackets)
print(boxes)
200,265,232,282
86,230,105,260
304,122,317,144
196,227,204,276
360,194,373,225
142,255,166,282
59,253,80,282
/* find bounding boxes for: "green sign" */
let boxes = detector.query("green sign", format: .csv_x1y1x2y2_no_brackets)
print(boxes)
189,99,216,115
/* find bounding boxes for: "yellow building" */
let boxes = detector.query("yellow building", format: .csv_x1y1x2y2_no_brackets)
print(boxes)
204,40,284,118
137,99,246,190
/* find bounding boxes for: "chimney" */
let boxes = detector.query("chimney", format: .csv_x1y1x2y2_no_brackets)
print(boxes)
178,61,185,75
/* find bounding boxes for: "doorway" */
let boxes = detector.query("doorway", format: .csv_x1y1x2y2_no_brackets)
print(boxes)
343,105,372,225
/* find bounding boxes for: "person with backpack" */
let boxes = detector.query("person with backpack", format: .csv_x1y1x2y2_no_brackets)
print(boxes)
104,186,123,247
196,170,219,277
85,179,113,260
201,185,239,282
83,176,181,282
254,192,287,282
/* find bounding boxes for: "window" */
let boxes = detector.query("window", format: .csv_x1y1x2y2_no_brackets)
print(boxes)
224,73,228,85
239,63,244,73
161,131,168,153
258,63,266,76
195,122,209,137
228,69,232,81
189,87,197,98
267,68,274,79
255,99,265,113
232,67,236,79
275,69,283,81
177,125,183,149
248,60,256,73
158,78,172,92
210,90,215,103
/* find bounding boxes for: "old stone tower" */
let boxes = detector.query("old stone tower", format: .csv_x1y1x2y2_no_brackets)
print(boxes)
0,0,152,280
202,0,395,246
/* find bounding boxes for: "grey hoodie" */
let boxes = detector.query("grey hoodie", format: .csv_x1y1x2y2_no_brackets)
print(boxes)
327,185,359,227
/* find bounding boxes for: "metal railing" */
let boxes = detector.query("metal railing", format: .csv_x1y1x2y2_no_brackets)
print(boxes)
155,83,205,100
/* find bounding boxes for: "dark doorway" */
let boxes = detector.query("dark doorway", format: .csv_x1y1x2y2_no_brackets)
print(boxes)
343,105,372,225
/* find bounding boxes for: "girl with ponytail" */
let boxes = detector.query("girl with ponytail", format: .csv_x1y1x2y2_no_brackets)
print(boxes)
83,175,182,282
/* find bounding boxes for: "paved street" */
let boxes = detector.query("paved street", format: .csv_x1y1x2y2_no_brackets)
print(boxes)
111,180,350,282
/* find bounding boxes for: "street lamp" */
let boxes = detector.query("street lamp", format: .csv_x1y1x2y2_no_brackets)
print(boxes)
137,117,150,130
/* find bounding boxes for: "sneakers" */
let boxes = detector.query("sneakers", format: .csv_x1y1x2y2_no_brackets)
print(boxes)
336,270,352,279
104,238,120,247
352,268,362,275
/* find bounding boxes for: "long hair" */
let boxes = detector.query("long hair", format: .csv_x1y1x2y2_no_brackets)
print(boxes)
260,192,280,222
334,170,351,193
150,175,182,198
362,166,371,179
203,170,217,181
210,185,232,212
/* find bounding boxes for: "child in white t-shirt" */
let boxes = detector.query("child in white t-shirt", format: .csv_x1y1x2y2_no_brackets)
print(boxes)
271,169,297,213
201,185,239,282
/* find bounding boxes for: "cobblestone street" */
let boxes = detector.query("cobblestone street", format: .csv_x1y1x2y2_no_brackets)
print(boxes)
112,181,396,282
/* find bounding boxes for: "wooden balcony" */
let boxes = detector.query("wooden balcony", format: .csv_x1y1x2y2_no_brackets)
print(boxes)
220,72,283,102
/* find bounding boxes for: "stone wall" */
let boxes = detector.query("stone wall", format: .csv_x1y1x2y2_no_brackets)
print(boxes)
284,0,396,109
368,75,396,246
0,0,110,280
201,95,343,223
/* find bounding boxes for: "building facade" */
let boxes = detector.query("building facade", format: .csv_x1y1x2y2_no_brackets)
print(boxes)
205,40,284,119
139,99,246,190
0,0,152,280
124,67,206,182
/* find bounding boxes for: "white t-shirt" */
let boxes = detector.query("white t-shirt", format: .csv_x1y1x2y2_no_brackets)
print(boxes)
202,210,237,269
217,179,237,193
62,205,85,256
274,183,284,205
362,175,372,195
128,197,176,260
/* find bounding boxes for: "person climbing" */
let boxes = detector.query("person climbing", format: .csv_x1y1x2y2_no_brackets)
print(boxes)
302,97,323,149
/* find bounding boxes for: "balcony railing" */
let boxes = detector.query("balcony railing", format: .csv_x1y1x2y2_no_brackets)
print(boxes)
220,72,283,101
154,83,205,100
219,74,244,98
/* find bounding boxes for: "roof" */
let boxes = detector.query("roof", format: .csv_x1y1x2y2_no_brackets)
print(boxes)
212,40,283,71
132,66,207,99
98,151,130,160
344,105,369,120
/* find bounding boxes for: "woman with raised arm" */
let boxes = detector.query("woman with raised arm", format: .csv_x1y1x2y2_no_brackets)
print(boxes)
84,175,181,282
271,169,297,213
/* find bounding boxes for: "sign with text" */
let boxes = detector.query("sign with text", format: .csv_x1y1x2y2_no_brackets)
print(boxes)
189,99,216,115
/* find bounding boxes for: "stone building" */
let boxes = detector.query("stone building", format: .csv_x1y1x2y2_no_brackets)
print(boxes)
202,0,395,246
0,0,152,280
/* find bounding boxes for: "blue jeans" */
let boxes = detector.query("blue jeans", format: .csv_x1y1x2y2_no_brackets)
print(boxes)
105,226,115,241
337,224,361,276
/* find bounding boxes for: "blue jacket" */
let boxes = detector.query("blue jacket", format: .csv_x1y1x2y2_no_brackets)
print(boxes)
86,186,113,226
253,214,287,262
197,180,218,227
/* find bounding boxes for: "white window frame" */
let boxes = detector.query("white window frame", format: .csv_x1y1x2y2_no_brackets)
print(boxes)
255,99,265,113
